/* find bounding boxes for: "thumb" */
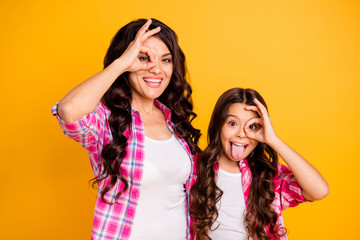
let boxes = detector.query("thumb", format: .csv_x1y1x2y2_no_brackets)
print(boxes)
143,61,156,70
244,127,257,140
244,118,262,140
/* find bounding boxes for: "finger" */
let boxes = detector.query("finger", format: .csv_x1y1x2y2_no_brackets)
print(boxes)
134,19,153,40
143,26,161,40
244,126,259,140
244,118,263,130
254,98,268,117
138,61,156,71
145,62,156,70
140,46,155,63
244,129,256,140
253,99,274,126
244,118,264,141
244,105,261,117
137,47,156,71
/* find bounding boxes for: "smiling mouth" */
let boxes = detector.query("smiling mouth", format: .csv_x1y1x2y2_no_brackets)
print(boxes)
143,78,162,88
230,142,248,160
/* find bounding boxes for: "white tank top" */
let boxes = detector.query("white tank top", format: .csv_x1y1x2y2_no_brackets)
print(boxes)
130,135,191,240
208,168,248,240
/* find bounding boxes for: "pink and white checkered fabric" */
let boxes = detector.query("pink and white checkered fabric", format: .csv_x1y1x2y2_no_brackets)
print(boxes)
192,157,308,240
52,100,194,240
239,159,308,239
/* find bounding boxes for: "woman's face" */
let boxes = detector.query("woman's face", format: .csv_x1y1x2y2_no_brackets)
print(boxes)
128,36,173,103
219,103,259,166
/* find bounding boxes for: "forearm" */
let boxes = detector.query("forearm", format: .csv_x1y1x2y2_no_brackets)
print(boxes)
269,137,329,201
58,59,127,123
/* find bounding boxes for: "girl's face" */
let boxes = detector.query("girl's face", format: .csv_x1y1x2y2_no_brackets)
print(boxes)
219,103,259,166
129,36,173,103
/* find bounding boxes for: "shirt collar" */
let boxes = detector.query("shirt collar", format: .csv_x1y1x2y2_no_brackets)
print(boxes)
239,158,249,172
214,157,249,172
154,99,172,121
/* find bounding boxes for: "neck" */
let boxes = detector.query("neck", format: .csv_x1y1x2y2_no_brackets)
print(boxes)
218,154,241,173
131,96,157,115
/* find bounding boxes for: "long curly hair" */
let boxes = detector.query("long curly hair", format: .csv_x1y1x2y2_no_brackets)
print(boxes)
92,18,201,204
190,88,284,240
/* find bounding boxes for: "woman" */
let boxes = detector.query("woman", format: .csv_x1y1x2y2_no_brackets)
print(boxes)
52,18,201,240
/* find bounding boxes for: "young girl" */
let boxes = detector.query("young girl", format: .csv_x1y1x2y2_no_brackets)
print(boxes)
190,88,329,240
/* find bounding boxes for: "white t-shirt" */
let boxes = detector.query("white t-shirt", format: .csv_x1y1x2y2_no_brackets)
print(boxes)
208,168,248,240
130,135,191,240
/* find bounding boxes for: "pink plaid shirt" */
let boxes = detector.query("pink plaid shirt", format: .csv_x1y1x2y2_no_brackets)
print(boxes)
52,100,194,240
192,157,308,240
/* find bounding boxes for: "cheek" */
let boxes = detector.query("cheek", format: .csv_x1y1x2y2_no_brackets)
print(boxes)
220,138,229,157
165,65,173,77
221,126,235,140
220,128,233,150
220,128,228,143
220,136,227,149
128,74,135,87
128,72,138,83
129,68,147,78
248,140,259,152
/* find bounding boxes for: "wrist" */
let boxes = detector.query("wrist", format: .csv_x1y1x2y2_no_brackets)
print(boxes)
108,58,128,76
266,135,282,149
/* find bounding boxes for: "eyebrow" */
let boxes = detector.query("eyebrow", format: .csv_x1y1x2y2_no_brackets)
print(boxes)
139,52,172,57
227,114,239,119
227,114,258,121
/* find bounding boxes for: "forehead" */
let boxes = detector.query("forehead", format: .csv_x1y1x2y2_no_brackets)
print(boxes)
227,103,258,120
142,36,170,55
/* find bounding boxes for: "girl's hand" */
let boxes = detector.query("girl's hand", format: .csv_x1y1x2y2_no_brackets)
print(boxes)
119,19,161,73
244,98,278,144
246,100,329,201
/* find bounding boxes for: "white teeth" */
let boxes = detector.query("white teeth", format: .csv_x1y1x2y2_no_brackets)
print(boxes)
233,143,245,147
144,78,161,83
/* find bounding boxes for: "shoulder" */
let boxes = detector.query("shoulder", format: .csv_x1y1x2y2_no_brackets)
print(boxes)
273,162,295,186
98,101,111,118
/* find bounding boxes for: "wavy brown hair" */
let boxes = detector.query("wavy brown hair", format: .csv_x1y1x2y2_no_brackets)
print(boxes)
190,88,285,240
92,18,201,204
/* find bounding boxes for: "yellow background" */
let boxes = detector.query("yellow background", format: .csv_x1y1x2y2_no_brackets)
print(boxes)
1,0,359,239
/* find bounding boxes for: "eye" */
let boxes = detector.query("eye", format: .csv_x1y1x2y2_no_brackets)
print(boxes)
228,120,237,127
248,124,261,130
139,56,150,61
162,58,172,63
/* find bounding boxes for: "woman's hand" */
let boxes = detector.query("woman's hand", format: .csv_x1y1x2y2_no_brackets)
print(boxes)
120,19,161,73
244,98,279,144
57,19,161,123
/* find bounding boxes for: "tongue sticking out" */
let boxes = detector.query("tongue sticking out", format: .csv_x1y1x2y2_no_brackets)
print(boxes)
231,144,246,160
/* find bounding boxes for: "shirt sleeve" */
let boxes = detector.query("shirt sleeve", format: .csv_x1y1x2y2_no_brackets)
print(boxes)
51,102,109,154
277,163,310,210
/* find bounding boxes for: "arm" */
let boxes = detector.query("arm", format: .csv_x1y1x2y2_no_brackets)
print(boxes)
58,19,160,123
267,137,329,201
244,99,329,201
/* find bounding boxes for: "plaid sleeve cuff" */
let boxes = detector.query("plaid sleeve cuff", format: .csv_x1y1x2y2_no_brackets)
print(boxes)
51,102,108,152
52,102,93,138
278,164,311,210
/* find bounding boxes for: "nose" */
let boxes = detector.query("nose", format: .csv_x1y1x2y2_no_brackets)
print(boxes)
236,127,246,139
